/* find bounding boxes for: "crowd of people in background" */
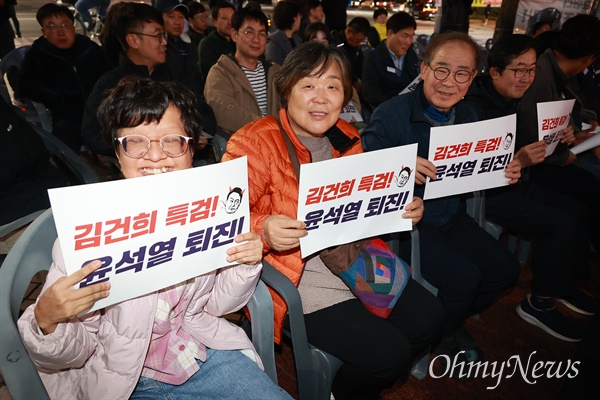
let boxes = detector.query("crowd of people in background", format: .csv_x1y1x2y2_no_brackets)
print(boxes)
1,1,599,399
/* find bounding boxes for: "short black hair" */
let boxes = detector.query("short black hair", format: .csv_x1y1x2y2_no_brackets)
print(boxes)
113,2,163,51
556,14,600,60
98,76,202,153
386,11,416,33
231,6,269,31
186,1,207,19
306,0,322,11
36,3,74,26
273,1,301,31
303,21,331,44
211,1,236,21
487,34,535,70
347,17,370,36
373,7,388,21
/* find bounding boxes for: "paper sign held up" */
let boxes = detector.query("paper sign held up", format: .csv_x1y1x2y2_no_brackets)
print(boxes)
298,144,418,258
49,157,250,313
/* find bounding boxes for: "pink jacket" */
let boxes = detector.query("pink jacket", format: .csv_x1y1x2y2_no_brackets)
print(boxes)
18,240,263,400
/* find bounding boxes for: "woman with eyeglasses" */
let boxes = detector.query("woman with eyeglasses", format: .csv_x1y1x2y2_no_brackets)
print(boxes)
362,32,523,379
18,76,292,400
223,41,444,400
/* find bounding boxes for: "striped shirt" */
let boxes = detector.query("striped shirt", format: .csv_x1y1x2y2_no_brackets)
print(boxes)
241,62,267,117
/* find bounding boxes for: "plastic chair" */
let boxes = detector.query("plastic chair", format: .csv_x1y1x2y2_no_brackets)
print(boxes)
0,46,53,132
31,123,99,185
0,110,98,239
260,228,427,399
0,209,55,400
0,210,278,397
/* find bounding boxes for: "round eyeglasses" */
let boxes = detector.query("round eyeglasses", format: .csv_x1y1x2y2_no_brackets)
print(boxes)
427,63,474,84
505,66,539,78
115,134,192,158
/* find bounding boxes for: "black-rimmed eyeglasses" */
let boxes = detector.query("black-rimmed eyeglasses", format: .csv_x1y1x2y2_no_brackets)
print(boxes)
505,66,539,78
130,31,168,42
427,63,474,84
115,134,192,158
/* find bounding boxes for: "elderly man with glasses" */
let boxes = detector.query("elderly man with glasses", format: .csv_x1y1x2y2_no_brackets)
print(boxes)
362,32,523,379
17,2,110,153
204,6,281,136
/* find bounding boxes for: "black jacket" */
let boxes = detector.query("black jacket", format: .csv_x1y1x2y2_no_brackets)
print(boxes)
17,34,110,122
362,41,420,108
81,54,172,155
0,97,69,225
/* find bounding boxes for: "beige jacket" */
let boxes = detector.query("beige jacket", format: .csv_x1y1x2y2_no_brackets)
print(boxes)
204,54,281,134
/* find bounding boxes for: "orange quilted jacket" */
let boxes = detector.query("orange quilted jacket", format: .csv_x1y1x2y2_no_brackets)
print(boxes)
222,108,364,343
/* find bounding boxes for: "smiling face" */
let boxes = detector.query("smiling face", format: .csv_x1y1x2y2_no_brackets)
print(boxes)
491,49,536,100
42,13,76,50
128,21,168,68
163,9,185,39
232,18,267,64
420,40,476,112
116,105,193,178
286,62,345,138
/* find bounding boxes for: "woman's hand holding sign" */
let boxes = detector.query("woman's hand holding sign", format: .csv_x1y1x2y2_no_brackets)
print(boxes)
263,215,308,252
226,232,263,264
34,260,110,334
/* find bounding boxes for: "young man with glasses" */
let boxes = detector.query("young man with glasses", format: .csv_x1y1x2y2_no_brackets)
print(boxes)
81,2,172,156
204,7,281,135
17,2,110,153
185,1,213,50
464,34,594,343
362,32,522,378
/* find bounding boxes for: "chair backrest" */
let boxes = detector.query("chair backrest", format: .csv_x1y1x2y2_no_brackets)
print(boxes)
0,209,55,400
0,46,54,131
0,46,31,103
30,123,99,185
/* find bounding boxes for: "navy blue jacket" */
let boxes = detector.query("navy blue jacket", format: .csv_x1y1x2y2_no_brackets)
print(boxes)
361,83,480,226
362,41,420,108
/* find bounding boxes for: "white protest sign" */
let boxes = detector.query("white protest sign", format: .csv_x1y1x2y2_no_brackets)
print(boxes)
571,133,600,155
537,99,575,157
339,100,363,123
49,157,250,313
297,144,417,258
424,115,516,200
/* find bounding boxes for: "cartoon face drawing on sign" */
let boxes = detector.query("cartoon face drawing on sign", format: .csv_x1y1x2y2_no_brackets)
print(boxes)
223,187,244,214
394,166,412,188
503,132,514,150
